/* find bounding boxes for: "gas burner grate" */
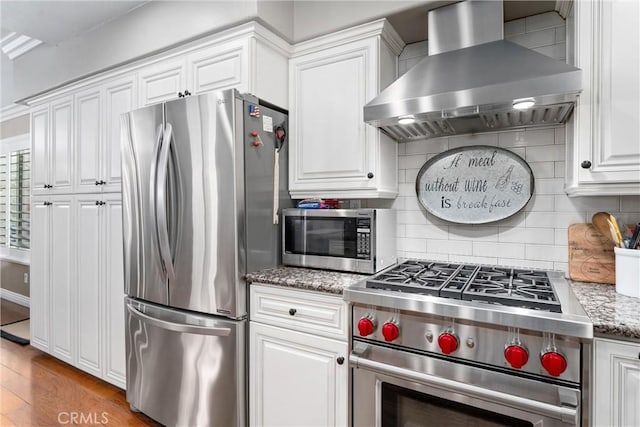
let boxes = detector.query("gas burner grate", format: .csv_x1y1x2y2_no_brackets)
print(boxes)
366,261,562,312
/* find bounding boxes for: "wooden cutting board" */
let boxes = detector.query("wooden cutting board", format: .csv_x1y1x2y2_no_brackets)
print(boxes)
568,224,615,284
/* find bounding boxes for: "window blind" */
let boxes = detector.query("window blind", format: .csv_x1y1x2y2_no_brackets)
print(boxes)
9,149,30,250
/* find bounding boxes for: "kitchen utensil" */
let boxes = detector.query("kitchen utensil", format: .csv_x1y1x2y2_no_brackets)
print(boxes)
591,212,621,247
629,223,640,249
568,224,615,284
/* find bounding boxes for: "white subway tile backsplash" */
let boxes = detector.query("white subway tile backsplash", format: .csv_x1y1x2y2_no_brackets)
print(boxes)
449,132,498,148
534,178,565,195
499,227,554,244
525,12,565,32
526,212,585,228
553,262,568,274
406,224,449,239
526,145,564,162
525,244,568,263
449,225,499,241
525,194,555,212
399,154,427,169
398,237,427,253
428,239,473,255
621,196,640,212
392,17,636,271
473,242,525,259
529,162,555,178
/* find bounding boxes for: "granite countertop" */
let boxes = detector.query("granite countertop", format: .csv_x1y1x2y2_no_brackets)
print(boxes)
570,281,640,340
246,266,368,295
246,266,640,340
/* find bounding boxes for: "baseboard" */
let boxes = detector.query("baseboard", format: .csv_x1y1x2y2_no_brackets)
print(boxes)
0,289,30,308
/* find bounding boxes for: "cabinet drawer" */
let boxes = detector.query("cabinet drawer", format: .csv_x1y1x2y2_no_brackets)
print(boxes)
250,284,347,341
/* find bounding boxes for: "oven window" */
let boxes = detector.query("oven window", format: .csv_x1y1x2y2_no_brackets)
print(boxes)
381,383,533,427
284,216,357,258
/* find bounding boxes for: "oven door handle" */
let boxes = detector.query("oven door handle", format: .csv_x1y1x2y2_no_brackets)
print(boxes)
349,353,578,425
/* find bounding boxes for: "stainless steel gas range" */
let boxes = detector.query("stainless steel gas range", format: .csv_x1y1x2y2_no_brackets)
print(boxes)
344,260,593,427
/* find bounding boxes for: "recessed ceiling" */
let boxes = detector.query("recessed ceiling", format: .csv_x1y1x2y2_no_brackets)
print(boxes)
0,1,150,45
388,0,558,44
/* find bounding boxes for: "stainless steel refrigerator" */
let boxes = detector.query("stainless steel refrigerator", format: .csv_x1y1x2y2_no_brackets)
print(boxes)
120,89,290,426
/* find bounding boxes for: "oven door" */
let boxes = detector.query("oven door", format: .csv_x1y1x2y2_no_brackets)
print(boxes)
350,342,581,427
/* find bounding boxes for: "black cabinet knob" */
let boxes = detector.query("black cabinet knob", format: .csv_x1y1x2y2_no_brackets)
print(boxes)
581,160,592,169
367,172,374,179
43,201,52,206
336,357,345,365
95,180,100,186
288,308,297,316
184,90,191,96
178,92,184,98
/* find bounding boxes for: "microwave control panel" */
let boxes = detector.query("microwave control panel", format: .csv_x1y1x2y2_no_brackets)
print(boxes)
356,218,372,259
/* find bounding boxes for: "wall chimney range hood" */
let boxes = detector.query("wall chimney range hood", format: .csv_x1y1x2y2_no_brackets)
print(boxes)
364,0,582,142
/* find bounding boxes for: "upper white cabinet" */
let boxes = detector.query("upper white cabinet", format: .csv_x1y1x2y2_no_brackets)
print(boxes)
566,0,640,196
592,337,640,426
138,23,290,107
288,20,404,199
32,97,74,195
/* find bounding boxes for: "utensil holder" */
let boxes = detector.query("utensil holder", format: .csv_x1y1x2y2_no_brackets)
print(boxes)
614,247,640,298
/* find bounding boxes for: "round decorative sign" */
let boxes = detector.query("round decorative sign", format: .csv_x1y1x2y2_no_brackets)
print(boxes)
415,145,534,224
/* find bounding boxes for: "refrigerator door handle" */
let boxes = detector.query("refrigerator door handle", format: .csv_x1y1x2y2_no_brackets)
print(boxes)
156,123,176,285
126,303,232,336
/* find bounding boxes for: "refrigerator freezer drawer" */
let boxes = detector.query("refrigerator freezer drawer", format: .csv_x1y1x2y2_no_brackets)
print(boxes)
125,298,245,427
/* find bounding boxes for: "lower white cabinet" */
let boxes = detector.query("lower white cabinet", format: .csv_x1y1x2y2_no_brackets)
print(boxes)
31,194,126,389
249,284,348,427
592,337,640,426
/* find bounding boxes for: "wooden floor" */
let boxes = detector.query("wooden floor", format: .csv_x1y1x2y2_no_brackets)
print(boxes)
0,339,160,426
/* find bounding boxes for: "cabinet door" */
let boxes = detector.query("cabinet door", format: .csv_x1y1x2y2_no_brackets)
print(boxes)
568,0,640,195
50,197,74,364
30,199,50,352
290,42,374,190
139,58,186,106
593,338,640,427
75,88,102,193
103,76,136,193
31,105,50,194
103,195,126,388
75,196,102,377
187,40,247,95
250,322,348,427
50,97,74,193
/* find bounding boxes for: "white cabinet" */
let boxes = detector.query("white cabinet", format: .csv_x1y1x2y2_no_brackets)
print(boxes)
592,337,640,426
31,194,126,389
138,24,290,108
31,97,74,195
74,76,136,193
288,20,403,199
138,57,187,106
566,0,640,196
249,284,348,427
30,196,74,363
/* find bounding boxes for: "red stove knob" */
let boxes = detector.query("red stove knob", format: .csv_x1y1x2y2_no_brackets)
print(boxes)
381,322,399,342
504,345,529,369
437,333,459,354
357,317,375,337
540,351,567,377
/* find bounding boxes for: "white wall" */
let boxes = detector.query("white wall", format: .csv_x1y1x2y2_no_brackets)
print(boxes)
390,12,640,273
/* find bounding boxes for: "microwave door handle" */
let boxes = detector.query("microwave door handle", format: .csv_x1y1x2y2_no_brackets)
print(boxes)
126,304,231,336
349,353,578,425
156,123,176,285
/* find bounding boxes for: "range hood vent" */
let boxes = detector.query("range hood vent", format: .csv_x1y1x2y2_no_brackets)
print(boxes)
365,0,582,142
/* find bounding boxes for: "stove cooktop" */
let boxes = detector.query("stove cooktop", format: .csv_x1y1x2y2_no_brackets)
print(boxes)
366,260,562,312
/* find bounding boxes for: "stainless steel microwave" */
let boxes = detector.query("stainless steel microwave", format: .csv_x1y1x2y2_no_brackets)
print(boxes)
282,209,396,274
